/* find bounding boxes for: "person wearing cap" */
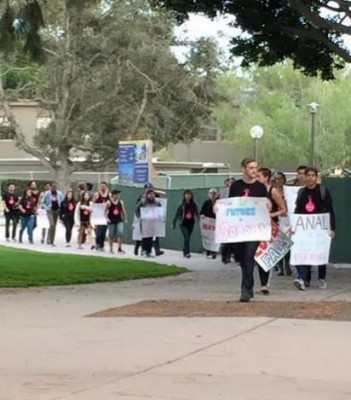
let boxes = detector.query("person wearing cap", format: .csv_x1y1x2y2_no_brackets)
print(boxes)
135,188,162,257
105,189,128,254
200,188,219,259
134,183,166,256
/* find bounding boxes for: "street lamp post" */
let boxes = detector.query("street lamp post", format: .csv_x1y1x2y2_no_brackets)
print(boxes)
249,125,264,161
308,102,319,166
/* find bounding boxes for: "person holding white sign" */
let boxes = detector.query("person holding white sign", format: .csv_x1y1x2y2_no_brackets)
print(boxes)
200,188,219,259
229,158,269,303
135,188,162,258
257,168,287,295
92,182,110,252
293,167,335,291
75,191,93,250
172,190,199,258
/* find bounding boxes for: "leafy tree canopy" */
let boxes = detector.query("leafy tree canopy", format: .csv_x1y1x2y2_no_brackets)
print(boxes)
154,0,351,80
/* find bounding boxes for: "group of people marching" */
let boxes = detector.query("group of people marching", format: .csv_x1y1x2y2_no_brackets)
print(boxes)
170,159,335,302
2,160,335,301
2,181,128,254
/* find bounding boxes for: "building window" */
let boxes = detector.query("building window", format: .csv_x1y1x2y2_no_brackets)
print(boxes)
201,124,220,142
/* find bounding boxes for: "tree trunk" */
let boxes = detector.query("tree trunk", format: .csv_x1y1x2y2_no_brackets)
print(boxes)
54,160,73,192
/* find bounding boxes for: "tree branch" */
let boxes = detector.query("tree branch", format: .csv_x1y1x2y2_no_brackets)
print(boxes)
282,26,351,63
132,83,149,135
287,0,351,34
71,154,116,173
127,59,160,94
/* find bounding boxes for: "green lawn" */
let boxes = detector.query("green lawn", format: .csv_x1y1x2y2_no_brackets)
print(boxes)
0,246,187,288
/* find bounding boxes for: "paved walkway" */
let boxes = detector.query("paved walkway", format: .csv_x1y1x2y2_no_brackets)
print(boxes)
1,229,351,399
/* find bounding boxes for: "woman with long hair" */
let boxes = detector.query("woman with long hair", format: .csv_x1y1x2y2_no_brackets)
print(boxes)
200,188,219,259
60,189,76,247
172,190,199,258
75,191,92,249
257,168,287,295
18,188,36,244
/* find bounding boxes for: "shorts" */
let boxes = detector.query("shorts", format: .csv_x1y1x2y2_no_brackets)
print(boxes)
108,222,124,239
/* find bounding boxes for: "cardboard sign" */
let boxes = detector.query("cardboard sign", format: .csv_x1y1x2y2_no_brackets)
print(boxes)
36,208,50,229
255,222,293,272
290,213,331,266
283,185,301,214
215,197,271,243
200,216,220,252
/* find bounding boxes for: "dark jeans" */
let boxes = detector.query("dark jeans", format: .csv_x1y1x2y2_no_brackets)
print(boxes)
19,215,35,242
47,210,60,244
142,237,153,255
258,266,270,287
296,265,327,281
236,241,260,297
63,217,74,244
95,225,108,249
180,223,194,256
153,237,162,254
5,212,18,239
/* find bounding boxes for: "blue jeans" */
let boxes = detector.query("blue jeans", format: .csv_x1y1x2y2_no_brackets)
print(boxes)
20,215,35,242
95,225,108,249
296,265,327,281
180,223,194,256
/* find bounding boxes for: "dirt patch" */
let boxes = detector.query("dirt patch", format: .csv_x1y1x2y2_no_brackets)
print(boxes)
88,299,351,321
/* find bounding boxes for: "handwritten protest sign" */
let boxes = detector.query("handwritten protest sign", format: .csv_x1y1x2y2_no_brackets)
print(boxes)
91,203,107,225
200,217,220,252
290,213,331,266
140,206,165,221
215,197,271,243
255,222,293,272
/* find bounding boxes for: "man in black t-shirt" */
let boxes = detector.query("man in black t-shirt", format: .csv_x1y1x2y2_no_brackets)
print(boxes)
293,167,335,291
229,158,268,303
2,182,19,241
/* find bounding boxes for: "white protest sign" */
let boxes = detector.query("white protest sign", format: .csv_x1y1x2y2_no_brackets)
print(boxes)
255,222,293,272
91,203,107,225
132,214,142,241
140,200,167,238
200,216,220,252
290,213,331,266
284,186,301,215
36,208,50,229
215,197,271,243
140,206,165,221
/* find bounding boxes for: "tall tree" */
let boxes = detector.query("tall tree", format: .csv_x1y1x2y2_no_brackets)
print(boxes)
154,0,351,79
0,0,215,188
214,62,351,169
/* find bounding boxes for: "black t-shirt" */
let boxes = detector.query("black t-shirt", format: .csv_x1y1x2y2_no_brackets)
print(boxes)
229,179,268,198
80,205,91,223
200,199,216,219
3,192,19,212
107,201,123,224
60,200,75,220
295,185,336,230
20,197,35,215
50,191,59,211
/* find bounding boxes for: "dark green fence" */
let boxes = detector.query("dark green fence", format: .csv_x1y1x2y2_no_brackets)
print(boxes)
114,178,351,264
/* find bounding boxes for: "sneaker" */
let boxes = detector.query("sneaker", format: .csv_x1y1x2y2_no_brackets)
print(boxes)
305,281,311,288
239,294,251,303
6,238,10,242
318,279,327,290
294,279,305,291
146,253,154,258
118,249,126,254
12,238,17,242
260,286,270,295
66,244,71,248
211,254,217,260
185,254,191,258
155,251,164,256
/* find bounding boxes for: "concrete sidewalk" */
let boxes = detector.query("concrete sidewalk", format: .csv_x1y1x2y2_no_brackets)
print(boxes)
1,233,351,399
